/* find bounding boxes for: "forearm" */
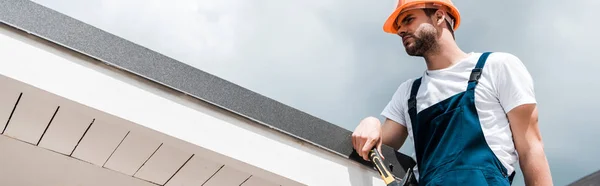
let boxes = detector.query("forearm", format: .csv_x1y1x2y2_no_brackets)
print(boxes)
381,118,408,151
518,143,553,186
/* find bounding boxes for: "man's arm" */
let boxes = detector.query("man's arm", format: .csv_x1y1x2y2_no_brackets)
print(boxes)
381,118,409,151
490,53,552,184
507,103,553,185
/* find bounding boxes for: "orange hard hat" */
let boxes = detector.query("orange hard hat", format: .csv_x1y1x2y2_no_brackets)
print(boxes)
383,0,461,34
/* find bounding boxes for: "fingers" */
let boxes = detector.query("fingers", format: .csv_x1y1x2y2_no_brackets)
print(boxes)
352,132,364,159
377,139,384,160
352,117,382,161
358,137,367,159
361,138,377,161
352,133,365,159
353,133,378,161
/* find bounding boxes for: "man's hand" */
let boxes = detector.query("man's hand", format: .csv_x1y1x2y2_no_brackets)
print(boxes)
352,117,409,161
508,103,553,185
352,117,384,161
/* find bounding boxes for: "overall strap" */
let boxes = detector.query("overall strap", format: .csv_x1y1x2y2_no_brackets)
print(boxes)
508,171,516,184
407,77,422,123
467,52,493,90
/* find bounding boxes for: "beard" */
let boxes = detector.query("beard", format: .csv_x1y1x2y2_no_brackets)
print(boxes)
404,26,438,56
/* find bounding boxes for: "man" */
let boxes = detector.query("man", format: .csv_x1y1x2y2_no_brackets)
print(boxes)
351,0,553,185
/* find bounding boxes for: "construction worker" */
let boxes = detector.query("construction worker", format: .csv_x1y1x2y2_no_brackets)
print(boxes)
351,0,553,185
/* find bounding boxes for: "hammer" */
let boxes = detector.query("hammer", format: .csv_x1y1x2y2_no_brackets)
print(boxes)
369,148,414,186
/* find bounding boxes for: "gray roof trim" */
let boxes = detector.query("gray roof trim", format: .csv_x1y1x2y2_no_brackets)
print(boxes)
569,170,600,186
0,0,415,178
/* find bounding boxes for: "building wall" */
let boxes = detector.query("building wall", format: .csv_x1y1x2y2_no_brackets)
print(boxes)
0,22,386,186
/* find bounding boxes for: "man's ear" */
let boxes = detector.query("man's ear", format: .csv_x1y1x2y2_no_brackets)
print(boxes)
434,9,446,26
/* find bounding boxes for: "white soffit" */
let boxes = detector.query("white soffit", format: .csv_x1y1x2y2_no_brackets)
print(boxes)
0,135,157,186
0,63,292,186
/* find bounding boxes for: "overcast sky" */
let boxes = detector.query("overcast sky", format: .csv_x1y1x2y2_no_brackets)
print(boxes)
32,0,600,185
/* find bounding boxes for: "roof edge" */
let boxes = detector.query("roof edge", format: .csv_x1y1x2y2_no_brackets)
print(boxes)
0,0,415,179
569,169,600,186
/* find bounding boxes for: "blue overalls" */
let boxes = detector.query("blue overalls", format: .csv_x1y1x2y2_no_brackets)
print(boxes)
407,52,515,185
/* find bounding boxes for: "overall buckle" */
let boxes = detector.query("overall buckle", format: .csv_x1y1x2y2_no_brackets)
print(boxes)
469,68,482,83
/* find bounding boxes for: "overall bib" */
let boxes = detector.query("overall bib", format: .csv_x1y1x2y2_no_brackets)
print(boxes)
407,52,515,185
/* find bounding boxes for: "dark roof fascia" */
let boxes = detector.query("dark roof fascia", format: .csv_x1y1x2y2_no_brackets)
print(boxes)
569,170,600,186
0,0,415,178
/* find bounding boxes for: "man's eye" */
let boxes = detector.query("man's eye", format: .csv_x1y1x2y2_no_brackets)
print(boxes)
403,17,413,25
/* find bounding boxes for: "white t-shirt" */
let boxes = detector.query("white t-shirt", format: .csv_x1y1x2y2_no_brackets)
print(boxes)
381,52,536,180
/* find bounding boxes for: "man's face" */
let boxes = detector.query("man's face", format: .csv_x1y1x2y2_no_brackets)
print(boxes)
395,9,438,56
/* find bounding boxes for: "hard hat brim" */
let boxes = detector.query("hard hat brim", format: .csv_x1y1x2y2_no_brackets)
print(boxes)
383,1,461,34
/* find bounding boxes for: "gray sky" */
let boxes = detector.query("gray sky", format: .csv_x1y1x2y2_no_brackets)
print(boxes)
32,0,600,185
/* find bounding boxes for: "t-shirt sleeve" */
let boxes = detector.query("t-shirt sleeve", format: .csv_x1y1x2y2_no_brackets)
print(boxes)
381,80,411,126
494,53,537,113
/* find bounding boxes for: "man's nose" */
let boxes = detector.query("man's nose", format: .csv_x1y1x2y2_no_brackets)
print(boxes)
397,27,407,37
396,24,407,37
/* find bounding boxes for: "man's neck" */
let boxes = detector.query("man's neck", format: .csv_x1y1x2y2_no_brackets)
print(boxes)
423,37,468,71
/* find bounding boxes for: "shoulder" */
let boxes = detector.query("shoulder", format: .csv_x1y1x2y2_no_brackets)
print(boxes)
381,76,423,124
483,52,528,71
390,77,421,101
477,52,532,81
399,77,421,94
